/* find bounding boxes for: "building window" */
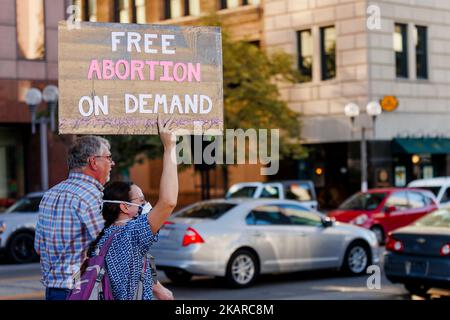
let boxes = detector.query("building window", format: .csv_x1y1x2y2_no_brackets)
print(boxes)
394,23,408,78
415,25,428,79
249,40,260,48
188,0,200,16
0,145,22,200
183,0,190,16
16,0,45,60
135,0,146,23
320,26,336,80
297,29,313,82
115,0,135,23
165,0,182,19
165,0,199,19
74,0,97,22
73,0,82,19
164,0,170,19
73,0,88,21
219,0,226,9
220,0,256,9
171,0,182,18
242,0,260,4
87,0,98,21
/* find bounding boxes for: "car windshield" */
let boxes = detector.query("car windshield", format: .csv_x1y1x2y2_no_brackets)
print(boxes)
3,196,42,213
176,203,237,219
411,186,441,197
226,186,257,199
285,183,313,201
414,209,450,228
339,192,387,210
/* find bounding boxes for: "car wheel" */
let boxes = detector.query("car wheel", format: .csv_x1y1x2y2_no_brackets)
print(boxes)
225,249,259,288
404,284,430,298
370,226,385,245
342,241,370,276
7,232,38,264
164,269,192,285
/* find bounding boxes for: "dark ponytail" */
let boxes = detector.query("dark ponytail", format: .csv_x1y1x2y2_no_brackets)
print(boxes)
87,181,134,256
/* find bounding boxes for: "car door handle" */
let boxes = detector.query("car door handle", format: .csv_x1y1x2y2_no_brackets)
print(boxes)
252,232,263,237
297,232,307,237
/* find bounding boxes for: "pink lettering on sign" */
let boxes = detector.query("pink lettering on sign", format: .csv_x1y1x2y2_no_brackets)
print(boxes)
130,60,145,80
87,59,101,79
103,60,115,80
145,61,158,81
159,61,174,82
87,59,202,82
115,60,130,80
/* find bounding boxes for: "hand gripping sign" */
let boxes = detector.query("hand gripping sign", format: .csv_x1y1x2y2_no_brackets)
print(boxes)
58,21,223,135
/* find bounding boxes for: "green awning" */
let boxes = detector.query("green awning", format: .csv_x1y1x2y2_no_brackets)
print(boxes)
393,138,450,154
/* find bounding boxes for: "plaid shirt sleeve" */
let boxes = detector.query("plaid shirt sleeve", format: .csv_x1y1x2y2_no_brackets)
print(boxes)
76,197,104,240
34,219,42,255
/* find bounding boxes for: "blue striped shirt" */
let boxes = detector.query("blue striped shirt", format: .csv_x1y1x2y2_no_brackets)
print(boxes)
35,173,104,289
92,213,159,300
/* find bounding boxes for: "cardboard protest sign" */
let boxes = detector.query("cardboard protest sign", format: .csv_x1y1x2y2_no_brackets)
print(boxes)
58,21,223,135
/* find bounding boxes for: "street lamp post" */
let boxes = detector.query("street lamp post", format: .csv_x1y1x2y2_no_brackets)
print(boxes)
25,86,59,191
43,85,59,132
344,101,382,192
25,88,42,135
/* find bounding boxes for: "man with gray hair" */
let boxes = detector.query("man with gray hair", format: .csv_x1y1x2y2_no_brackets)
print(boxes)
35,135,115,300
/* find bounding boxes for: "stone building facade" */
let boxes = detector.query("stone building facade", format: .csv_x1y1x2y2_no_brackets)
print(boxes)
264,0,450,206
3,0,449,208
0,0,71,203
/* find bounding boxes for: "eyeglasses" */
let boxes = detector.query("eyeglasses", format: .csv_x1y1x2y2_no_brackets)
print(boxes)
130,196,146,205
94,155,113,162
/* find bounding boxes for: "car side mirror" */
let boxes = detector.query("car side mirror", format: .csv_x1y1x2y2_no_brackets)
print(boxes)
384,205,396,214
321,216,334,228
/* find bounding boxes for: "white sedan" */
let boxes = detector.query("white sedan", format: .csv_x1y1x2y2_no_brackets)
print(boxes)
0,192,43,263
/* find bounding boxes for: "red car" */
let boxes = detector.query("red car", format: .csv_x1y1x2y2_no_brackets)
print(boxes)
328,188,438,244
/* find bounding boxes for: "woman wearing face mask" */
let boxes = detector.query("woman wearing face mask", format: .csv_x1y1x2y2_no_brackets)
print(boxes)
86,117,177,300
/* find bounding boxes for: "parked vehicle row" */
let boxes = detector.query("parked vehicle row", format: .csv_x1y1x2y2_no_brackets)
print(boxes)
1,181,449,297
325,183,449,296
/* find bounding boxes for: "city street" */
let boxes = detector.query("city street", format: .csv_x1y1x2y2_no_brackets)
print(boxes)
2,1,450,306
0,251,413,300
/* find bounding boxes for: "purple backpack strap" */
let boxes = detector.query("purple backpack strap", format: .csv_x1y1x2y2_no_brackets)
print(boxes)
98,229,121,257
67,229,122,300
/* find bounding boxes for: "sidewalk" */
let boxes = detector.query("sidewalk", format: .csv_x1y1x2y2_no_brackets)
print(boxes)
0,262,171,300
0,263,44,300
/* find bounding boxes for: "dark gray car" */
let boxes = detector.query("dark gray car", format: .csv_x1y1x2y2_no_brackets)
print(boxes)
384,208,450,296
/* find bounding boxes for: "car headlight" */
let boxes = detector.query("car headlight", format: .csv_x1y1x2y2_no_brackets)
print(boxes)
352,214,368,225
0,221,6,234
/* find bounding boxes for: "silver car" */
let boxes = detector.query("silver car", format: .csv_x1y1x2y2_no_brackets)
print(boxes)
0,192,43,263
152,199,380,288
